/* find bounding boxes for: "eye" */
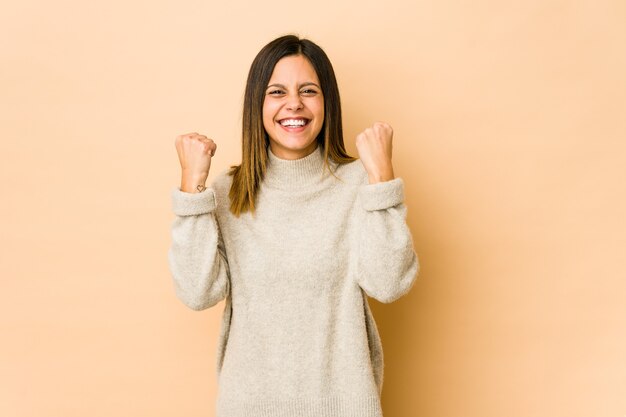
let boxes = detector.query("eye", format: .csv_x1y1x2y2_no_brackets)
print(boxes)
268,89,284,95
301,89,318,95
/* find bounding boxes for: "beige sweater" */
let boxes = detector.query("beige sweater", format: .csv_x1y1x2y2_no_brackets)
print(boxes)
168,144,419,417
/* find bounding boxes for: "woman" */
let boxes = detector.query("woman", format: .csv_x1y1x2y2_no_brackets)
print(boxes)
168,34,419,417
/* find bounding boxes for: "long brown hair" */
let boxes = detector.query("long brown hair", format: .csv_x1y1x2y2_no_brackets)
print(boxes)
227,34,356,217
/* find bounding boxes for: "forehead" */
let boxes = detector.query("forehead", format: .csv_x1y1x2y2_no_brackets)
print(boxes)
268,55,319,83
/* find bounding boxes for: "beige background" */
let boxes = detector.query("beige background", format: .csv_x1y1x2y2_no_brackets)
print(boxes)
1,0,625,416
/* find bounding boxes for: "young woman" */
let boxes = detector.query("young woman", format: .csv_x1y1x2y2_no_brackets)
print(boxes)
168,34,419,417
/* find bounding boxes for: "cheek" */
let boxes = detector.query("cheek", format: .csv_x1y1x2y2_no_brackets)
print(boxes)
262,101,274,125
315,97,324,116
315,100,325,124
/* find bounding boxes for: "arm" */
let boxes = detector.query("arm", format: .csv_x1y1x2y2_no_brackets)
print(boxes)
354,177,420,303
167,186,230,311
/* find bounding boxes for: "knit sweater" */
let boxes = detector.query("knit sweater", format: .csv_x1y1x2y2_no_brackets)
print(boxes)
168,144,419,417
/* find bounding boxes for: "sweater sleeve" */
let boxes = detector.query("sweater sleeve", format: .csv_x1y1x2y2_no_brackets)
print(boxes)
167,186,230,311
354,177,420,303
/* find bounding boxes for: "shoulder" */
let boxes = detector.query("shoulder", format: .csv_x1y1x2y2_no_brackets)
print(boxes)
211,165,235,188
332,157,369,186
209,166,235,210
332,158,407,211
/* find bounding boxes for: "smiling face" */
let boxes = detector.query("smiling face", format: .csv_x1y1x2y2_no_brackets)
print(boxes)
262,54,325,160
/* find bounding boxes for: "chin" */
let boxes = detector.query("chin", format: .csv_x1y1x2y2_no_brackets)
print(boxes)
269,138,318,158
279,137,316,150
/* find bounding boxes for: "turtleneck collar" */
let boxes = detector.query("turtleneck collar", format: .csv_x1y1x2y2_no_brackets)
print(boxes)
263,144,328,190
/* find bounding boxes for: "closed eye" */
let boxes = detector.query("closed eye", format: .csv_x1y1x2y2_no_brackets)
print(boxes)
267,88,319,96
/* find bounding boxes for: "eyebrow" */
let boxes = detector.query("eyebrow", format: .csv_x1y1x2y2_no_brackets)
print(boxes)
266,82,321,90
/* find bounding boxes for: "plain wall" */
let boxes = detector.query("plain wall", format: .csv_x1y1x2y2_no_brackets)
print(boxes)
1,0,625,416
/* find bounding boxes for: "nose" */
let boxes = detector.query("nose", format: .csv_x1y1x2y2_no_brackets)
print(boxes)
285,92,304,111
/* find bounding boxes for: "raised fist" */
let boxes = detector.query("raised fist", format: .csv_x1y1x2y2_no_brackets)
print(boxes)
174,132,217,193
355,122,395,184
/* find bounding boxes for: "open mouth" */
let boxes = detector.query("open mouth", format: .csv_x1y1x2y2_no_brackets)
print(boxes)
278,118,310,129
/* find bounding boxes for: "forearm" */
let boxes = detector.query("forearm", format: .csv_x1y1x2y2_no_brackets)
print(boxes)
168,186,230,310
180,170,208,193
354,178,420,303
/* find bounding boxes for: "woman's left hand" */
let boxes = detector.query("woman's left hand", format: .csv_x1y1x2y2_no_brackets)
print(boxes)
356,121,396,184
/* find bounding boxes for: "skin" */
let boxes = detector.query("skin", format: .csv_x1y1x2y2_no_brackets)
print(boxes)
174,55,396,193
262,54,395,183
175,132,216,193
263,54,324,160
355,121,396,184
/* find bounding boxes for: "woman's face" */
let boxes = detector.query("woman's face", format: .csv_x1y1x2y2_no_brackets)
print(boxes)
262,54,324,160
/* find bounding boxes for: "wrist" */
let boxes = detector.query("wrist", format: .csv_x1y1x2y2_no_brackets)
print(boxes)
367,169,395,184
180,176,208,193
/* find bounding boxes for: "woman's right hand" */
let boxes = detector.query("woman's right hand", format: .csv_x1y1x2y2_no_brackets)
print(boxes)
175,132,217,193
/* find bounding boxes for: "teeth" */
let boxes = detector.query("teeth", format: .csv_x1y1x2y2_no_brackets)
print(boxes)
280,119,307,127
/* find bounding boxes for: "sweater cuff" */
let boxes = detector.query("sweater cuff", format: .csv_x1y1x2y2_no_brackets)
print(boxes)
358,177,405,211
171,186,217,216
